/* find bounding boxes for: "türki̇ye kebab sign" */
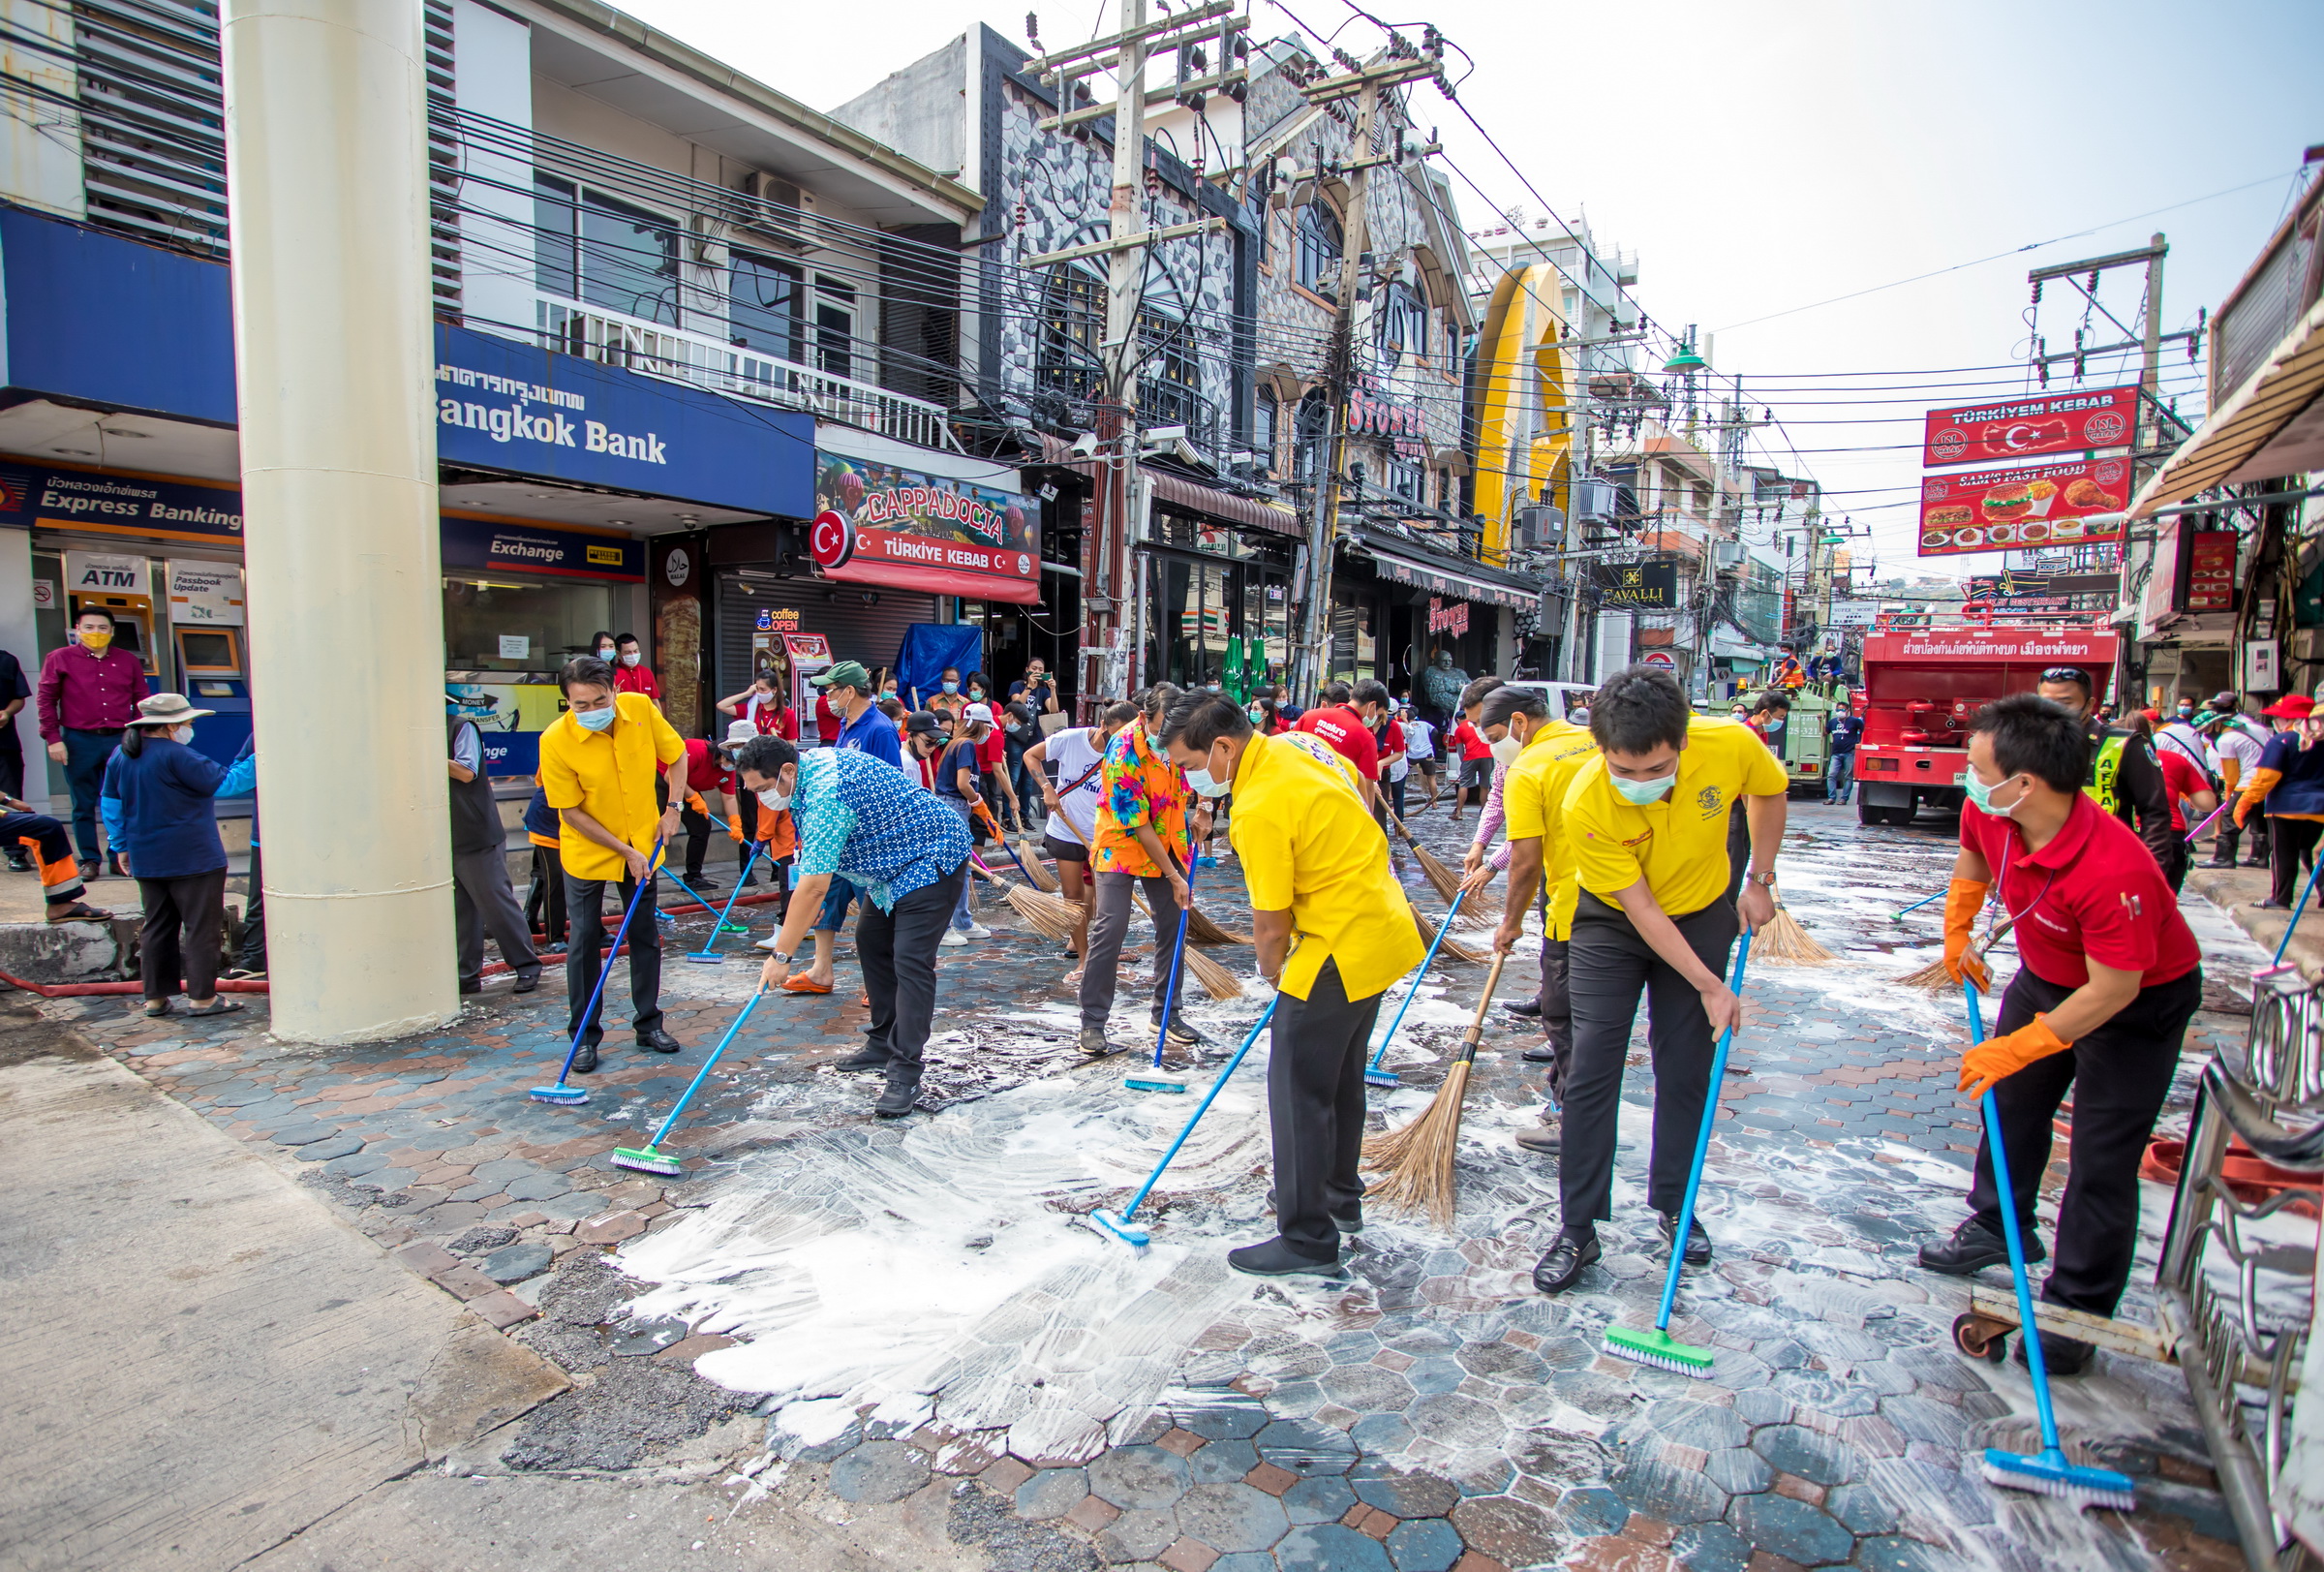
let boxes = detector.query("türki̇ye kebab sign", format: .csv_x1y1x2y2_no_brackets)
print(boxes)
810,452,1039,604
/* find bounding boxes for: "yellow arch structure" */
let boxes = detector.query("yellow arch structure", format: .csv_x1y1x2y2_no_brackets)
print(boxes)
1470,262,1573,565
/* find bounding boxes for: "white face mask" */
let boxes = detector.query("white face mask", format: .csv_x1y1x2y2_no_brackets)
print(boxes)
1183,750,1234,798
621,650,641,667
1488,733,1524,766
756,779,792,812
171,724,195,746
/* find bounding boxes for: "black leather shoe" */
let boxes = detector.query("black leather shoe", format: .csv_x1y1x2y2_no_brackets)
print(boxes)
1521,1044,1557,1063
571,1042,599,1074
1227,1236,1345,1278
1658,1210,1713,1266
1532,1231,1601,1295
1918,1218,2044,1275
513,969,541,995
688,873,720,891
873,1078,921,1119
1502,998,1543,1020
2204,857,2237,869
835,1047,892,1072
459,976,482,995
635,1028,684,1053
2014,1325,2095,1376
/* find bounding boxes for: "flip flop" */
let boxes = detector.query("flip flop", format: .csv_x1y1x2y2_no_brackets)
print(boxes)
45,902,112,924
780,974,834,995
185,999,245,1017
142,1001,169,1018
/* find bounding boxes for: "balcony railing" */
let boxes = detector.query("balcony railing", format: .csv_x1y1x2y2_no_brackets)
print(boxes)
535,296,960,453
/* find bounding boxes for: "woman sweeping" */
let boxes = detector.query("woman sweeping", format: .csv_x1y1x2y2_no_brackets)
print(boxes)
100,693,245,1017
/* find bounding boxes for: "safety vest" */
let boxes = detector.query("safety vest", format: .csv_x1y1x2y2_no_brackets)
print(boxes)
2086,732,2126,815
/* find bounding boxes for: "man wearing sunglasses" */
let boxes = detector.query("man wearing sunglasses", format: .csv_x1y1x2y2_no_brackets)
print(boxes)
2033,665,2176,878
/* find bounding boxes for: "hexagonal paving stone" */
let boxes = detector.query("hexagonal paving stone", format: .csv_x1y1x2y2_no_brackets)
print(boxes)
1728,1491,1853,1566
1384,1516,1462,1572
1184,1436,1257,1484
1318,1362,1416,1413
1401,1392,1501,1450
1402,1358,1466,1396
1826,1482,1900,1535
1878,1394,1969,1448
1644,1399,1750,1453
1015,1467,1088,1520
1278,1473,1357,1526
1172,1482,1290,1554
1086,1445,1191,1512
1350,1466,1460,1521
294,1134,364,1162
1856,1534,1948,1571
1750,1425,1859,1489
1454,1340,1545,1381
1273,1523,1392,1571
1448,1495,1561,1569
1174,1393,1271,1442
1669,1520,1756,1572
1094,1506,1175,1562
1252,1418,1357,1475
1348,1413,1414,1456
827,1441,930,1505
1607,1459,1729,1526
1701,1446,1773,1495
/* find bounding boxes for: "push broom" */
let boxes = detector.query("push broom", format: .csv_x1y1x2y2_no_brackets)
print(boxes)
1363,890,1467,1089
530,839,664,1105
1125,852,1203,1094
1361,952,1510,1226
684,841,765,965
1962,978,2138,1511
1385,806,1499,919
611,987,769,1177
1603,932,1753,1376
1086,997,1281,1249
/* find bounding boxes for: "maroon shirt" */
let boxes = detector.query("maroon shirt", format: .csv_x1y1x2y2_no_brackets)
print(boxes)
37,643,149,740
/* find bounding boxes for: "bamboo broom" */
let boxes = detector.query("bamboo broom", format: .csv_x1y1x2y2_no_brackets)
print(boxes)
1362,954,1510,1226
976,801,1058,892
1411,900,1485,965
1182,943,1245,1002
1384,806,1500,920
1896,913,2015,990
1131,888,1251,947
969,859,1085,942
1753,887,1835,966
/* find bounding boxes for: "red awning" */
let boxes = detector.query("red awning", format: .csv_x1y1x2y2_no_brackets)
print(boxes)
816,557,1041,604
1035,434,1304,537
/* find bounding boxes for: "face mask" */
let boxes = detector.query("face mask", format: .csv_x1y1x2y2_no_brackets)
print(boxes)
1962,767,2025,818
1488,734,1525,766
970,690,986,701
172,724,195,745
621,651,641,667
574,704,616,732
757,785,791,811
1245,705,1265,724
882,689,898,699
596,647,616,660
942,680,959,694
79,630,112,652
1184,751,1233,797
1611,771,1676,805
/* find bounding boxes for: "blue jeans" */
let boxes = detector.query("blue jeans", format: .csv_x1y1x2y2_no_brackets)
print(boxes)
1827,752,1854,803
944,798,978,930
62,727,122,860
813,874,860,934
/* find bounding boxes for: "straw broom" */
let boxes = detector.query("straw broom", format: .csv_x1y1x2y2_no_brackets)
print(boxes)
969,859,1085,941
976,801,1058,892
1411,899,1486,964
1182,944,1245,1001
1362,954,1510,1226
1897,913,2015,990
1384,806,1500,920
1754,887,1835,966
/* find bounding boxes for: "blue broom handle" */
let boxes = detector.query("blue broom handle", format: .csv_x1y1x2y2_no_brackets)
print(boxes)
553,838,664,1084
644,988,767,1149
1893,888,1943,920
659,864,722,917
1120,997,1280,1227
2275,854,2324,966
1148,848,1199,1068
1968,980,2064,1454
697,841,765,947
1654,930,1753,1334
1366,888,1467,1072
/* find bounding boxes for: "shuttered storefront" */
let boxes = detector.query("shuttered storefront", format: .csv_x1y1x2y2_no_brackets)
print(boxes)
712,572,942,730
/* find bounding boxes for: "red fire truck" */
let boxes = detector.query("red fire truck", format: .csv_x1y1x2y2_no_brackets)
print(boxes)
1853,623,2118,826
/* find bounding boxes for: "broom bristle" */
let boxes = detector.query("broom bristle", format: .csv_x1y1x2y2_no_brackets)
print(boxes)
1894,954,1956,990
1361,1061,1472,1227
1002,883,1086,942
1410,902,1485,964
1755,905,1836,966
1014,840,1060,893
1186,908,1252,946
1183,944,1245,1001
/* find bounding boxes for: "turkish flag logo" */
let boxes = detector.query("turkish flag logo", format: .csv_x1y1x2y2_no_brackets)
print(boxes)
810,509,855,569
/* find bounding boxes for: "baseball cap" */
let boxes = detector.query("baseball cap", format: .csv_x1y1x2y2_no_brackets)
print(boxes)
963,702,994,724
2263,695,2315,719
810,660,871,691
902,710,944,736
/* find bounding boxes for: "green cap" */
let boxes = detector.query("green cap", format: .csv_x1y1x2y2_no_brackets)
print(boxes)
810,660,871,691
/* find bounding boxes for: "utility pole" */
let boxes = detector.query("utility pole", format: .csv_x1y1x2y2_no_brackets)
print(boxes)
1284,41,1444,701
1026,3,1238,717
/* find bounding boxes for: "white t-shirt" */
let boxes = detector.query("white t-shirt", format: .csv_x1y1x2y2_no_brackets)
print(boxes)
1044,725,1108,846
1403,718,1436,760
2213,725,2263,775
2155,722,2212,778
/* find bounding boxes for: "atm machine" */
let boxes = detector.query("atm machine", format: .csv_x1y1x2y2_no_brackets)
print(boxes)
67,588,159,678
173,625,252,764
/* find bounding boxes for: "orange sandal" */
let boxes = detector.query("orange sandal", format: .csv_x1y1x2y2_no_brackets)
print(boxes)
780,974,834,995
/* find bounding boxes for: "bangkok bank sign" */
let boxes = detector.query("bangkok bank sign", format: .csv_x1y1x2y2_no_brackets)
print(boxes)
810,451,1039,605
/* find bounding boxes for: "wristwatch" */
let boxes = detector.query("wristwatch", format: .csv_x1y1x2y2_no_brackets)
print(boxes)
1747,870,1778,888
768,949,792,966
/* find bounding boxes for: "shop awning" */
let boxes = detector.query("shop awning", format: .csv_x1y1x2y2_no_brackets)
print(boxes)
1034,434,1303,537
2131,294,2324,515
1358,539,1538,609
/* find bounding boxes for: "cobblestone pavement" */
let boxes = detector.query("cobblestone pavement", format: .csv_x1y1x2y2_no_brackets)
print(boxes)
41,800,2266,1571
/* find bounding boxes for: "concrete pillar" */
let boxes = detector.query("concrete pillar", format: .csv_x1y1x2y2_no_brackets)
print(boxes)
223,0,457,1040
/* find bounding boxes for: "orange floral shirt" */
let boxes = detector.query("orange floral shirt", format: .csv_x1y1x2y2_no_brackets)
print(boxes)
1091,723,1188,878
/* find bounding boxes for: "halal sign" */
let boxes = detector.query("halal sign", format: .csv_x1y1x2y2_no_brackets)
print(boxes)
810,509,856,569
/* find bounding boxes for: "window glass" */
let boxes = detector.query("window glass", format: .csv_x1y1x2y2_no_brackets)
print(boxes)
729,251,803,358
814,275,856,379
1376,282,1428,368
1255,392,1277,473
441,576,618,671
1139,313,1198,430
1297,204,1341,300
1038,269,1103,401
578,193,681,325
534,175,577,299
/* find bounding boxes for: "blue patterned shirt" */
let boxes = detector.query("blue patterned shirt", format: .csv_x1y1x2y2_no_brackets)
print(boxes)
793,747,970,909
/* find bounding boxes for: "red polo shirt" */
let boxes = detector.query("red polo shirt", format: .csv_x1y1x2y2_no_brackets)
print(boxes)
2156,748,2208,831
613,663,660,703
1959,790,2200,989
1293,703,1380,781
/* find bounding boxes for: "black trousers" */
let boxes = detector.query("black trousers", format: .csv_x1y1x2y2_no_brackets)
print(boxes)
2271,817,2323,907
681,800,712,879
564,865,662,1047
1540,933,1573,1104
62,726,120,860
1559,893,1740,1234
0,725,22,801
138,867,227,1002
855,860,968,1096
2156,836,2189,894
233,843,268,971
1269,959,1382,1259
525,845,567,946
1724,803,1750,904
1967,965,2201,1315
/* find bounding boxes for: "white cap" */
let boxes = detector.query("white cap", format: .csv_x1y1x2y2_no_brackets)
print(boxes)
963,702,994,724
724,719,756,746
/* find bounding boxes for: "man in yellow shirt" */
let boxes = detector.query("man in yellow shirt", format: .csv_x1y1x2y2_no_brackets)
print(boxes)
1533,665,1788,1295
1162,691,1424,1278
537,655,688,1072
1477,685,1598,1156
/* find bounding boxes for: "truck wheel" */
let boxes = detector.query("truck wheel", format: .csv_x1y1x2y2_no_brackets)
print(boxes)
1858,799,1883,827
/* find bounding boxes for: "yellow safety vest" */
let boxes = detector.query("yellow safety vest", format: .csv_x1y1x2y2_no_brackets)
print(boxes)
2086,732,2125,815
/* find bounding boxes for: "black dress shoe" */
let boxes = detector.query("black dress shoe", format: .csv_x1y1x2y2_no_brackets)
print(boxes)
1532,1231,1601,1295
571,1042,599,1074
873,1078,921,1119
2204,857,2237,869
1227,1236,1346,1278
76,858,100,881
459,976,482,995
513,969,541,995
835,1047,892,1072
2013,1324,2095,1376
1502,998,1543,1020
635,1028,684,1053
1521,1044,1557,1063
1658,1210,1713,1266
1918,1217,2044,1276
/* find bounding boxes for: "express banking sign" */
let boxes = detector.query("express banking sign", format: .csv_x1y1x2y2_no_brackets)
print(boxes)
431,324,812,517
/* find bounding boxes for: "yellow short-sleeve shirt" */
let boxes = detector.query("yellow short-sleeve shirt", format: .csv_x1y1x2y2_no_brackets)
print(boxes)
1499,718,1600,940
537,691,686,880
1229,732,1425,1002
1563,715,1789,918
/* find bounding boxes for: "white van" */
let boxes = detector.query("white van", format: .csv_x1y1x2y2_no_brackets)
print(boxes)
1494,680,1599,723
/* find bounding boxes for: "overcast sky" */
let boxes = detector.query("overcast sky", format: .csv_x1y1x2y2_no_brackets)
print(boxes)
619,0,2320,582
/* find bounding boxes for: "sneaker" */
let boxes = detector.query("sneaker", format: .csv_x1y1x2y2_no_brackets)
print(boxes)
940,930,968,947
1918,1217,2044,1276
1514,1119,1561,1155
873,1078,921,1119
1078,1027,1116,1057
1160,1015,1211,1049
1226,1236,1345,1279
1658,1210,1713,1266
963,922,994,940
834,1047,892,1072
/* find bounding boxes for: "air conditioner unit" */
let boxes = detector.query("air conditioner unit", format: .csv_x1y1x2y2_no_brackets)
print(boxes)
734,171,808,250
1711,540,1745,569
1572,478,1616,523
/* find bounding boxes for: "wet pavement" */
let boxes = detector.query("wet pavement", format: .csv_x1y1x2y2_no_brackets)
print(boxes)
33,799,2266,1572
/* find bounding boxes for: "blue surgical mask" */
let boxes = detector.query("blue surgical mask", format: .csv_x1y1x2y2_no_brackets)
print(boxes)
574,704,616,732
1245,705,1265,724
942,680,959,694
1184,762,1232,798
1963,767,2024,818
1610,771,1675,805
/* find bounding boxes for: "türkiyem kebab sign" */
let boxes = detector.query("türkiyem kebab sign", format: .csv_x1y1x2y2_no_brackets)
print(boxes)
810,453,1040,603
1920,385,2137,469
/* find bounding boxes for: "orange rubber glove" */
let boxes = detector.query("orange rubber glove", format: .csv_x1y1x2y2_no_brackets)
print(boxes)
1960,1014,2072,1099
1942,878,1991,991
727,810,746,845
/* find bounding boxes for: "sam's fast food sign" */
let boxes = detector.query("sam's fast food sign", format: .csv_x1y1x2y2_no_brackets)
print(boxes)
1915,458,2128,559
